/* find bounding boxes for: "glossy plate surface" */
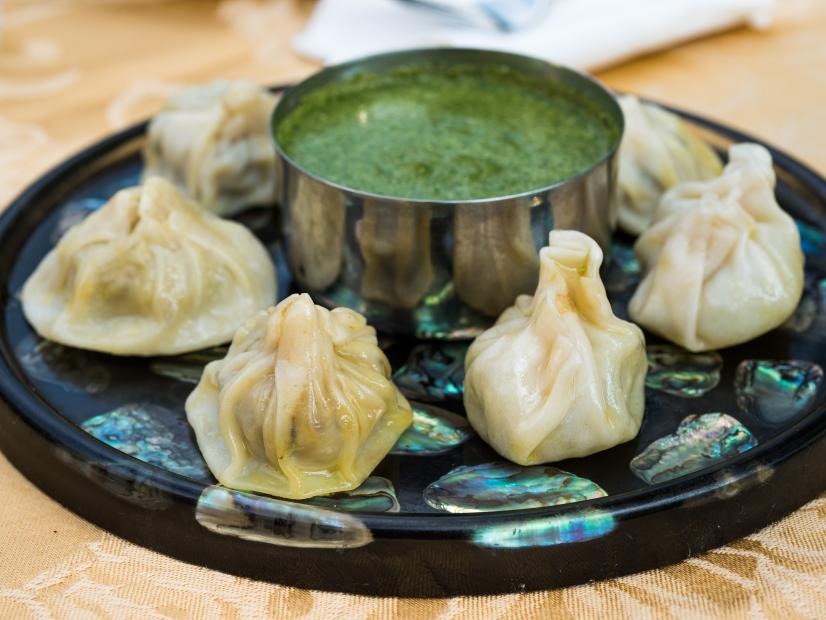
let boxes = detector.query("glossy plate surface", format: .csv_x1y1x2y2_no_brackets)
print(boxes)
1,93,826,596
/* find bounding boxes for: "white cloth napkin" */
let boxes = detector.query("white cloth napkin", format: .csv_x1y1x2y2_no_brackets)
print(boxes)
294,0,775,71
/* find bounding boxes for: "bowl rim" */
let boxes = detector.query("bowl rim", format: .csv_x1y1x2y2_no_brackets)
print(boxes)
270,47,624,206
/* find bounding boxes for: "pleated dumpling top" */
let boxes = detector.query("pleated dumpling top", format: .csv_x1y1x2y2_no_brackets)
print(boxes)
185,293,413,499
143,80,278,216
629,143,804,352
463,230,647,465
21,176,277,355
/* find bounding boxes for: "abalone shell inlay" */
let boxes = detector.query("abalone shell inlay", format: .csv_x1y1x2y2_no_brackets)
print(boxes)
424,462,607,514
304,477,400,513
391,404,473,456
630,413,757,485
645,344,722,398
735,359,823,424
81,403,211,481
393,342,467,402
196,486,373,548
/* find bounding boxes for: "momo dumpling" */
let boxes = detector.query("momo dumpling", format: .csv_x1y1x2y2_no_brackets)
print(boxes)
629,143,804,352
617,95,722,235
143,80,278,216
453,203,539,316
185,293,413,499
463,230,647,465
21,177,277,356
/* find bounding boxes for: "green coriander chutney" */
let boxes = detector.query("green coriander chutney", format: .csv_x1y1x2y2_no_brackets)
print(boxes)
275,64,618,201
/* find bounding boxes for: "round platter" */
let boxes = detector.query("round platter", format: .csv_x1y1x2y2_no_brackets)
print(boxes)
2,91,826,597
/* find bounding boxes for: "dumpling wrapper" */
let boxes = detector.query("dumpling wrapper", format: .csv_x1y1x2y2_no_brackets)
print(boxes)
22,176,277,356
186,293,413,500
617,95,723,235
629,143,804,352
143,80,278,216
464,230,647,465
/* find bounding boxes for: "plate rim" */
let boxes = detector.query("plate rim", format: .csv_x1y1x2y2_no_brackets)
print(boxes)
1,92,826,591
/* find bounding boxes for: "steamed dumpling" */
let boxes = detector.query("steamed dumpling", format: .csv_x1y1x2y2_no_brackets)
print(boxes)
629,143,804,352
464,230,647,465
21,177,277,356
185,293,413,499
617,95,723,235
143,80,278,216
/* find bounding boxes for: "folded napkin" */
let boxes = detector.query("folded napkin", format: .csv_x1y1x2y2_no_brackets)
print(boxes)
294,0,775,70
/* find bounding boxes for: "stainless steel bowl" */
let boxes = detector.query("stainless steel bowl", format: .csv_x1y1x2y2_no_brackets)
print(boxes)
271,48,624,338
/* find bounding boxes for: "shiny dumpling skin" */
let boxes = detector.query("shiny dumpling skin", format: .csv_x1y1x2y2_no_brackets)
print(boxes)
185,293,413,500
21,176,277,356
463,230,647,465
143,80,278,216
629,143,804,352
617,95,723,236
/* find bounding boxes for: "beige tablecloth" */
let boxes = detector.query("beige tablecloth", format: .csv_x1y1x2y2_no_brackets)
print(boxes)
2,1,826,617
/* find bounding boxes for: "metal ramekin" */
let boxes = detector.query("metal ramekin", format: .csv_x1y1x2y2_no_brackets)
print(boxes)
271,48,623,338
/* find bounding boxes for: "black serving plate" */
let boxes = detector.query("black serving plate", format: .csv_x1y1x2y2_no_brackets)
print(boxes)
2,93,826,597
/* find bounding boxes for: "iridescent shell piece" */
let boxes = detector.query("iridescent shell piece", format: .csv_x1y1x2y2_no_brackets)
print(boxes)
797,219,826,273
391,404,473,456
304,477,400,513
603,240,641,293
393,342,468,402
646,344,722,397
81,404,211,481
735,360,823,424
196,486,372,548
630,413,757,485
424,462,607,513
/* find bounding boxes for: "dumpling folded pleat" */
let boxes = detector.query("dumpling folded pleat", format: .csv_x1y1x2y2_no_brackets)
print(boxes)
463,230,647,465
617,95,723,235
629,143,804,352
185,293,413,500
143,80,278,216
21,176,277,356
